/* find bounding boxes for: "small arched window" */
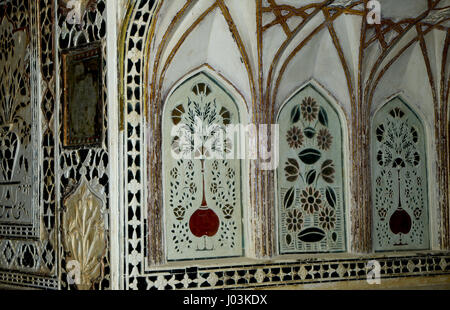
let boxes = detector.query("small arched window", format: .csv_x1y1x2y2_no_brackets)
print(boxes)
162,72,245,261
372,97,430,251
277,84,347,253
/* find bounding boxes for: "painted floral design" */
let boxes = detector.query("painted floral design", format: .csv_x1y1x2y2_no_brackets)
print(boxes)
226,167,235,179
373,100,429,251
286,209,303,233
278,86,345,253
286,126,304,149
318,207,336,231
165,78,242,260
413,208,422,220
317,129,333,150
301,97,319,121
173,206,186,221
300,187,322,214
378,208,387,220
222,204,234,219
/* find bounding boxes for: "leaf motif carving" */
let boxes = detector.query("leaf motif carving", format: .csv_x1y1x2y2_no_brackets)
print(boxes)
284,187,295,209
63,178,106,290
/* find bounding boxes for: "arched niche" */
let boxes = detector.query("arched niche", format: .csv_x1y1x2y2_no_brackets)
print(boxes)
276,82,348,254
162,70,248,261
371,96,430,251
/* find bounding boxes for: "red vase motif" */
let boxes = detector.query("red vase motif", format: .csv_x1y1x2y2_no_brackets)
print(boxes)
189,159,220,249
389,169,412,246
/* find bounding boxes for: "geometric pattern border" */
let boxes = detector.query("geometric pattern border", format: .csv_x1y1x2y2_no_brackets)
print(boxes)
128,253,450,290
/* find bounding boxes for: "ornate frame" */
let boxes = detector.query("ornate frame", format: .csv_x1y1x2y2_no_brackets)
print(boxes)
61,43,104,148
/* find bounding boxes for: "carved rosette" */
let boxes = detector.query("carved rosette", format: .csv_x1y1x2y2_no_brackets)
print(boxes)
62,178,106,290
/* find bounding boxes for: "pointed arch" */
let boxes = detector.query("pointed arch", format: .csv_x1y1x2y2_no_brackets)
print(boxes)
162,69,248,260
276,81,349,253
371,96,430,251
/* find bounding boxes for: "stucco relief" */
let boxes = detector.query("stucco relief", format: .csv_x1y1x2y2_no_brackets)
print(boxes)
62,177,106,290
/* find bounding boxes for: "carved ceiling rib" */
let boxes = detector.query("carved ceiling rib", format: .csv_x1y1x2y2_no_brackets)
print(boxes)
441,30,450,111
149,0,192,111
271,2,364,117
364,0,444,112
217,0,257,121
440,30,450,250
368,17,449,111
142,0,450,259
324,8,357,109
417,23,438,107
143,0,163,120
264,0,329,121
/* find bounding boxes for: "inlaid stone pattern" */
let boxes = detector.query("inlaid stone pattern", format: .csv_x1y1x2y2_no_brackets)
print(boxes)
372,97,429,251
163,73,243,260
129,254,450,290
122,0,156,288
277,84,346,253
0,0,37,237
57,0,110,289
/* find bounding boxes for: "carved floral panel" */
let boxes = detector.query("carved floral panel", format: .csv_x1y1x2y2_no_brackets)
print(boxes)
277,85,346,253
163,72,243,260
372,97,429,251
0,0,36,236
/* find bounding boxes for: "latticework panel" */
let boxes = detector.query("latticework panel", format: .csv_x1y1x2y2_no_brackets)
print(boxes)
56,0,110,290
277,84,346,253
372,97,430,251
163,73,244,261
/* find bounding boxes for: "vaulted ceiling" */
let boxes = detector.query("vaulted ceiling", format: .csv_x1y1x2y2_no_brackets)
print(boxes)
147,0,449,126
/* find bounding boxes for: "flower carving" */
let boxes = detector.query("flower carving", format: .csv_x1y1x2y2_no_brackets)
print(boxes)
301,97,319,121
222,204,234,219
173,206,186,220
286,209,303,233
378,208,387,220
317,129,333,150
318,207,336,231
286,126,304,149
300,187,323,214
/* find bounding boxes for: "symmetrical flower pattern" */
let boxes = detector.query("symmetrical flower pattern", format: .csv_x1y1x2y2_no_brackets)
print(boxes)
278,84,346,253
163,73,243,260
372,98,429,251
0,0,35,230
